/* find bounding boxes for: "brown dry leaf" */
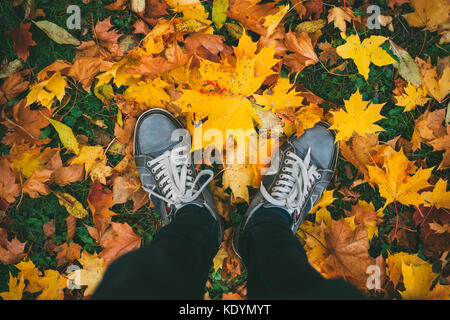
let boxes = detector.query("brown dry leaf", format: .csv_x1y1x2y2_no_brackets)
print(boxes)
86,182,115,244
184,33,232,65
22,169,53,198
2,98,51,147
221,228,242,279
112,175,140,205
138,0,169,26
104,0,127,10
415,108,446,142
415,57,450,102
132,19,150,35
0,70,30,102
0,228,26,264
94,17,122,44
98,222,141,265
227,0,278,36
7,22,36,62
318,41,339,65
327,7,354,34
283,31,319,73
68,57,113,92
53,242,82,266
114,116,136,146
66,215,77,241
319,218,376,289
0,159,20,203
37,60,72,81
339,132,379,185
304,0,323,19
45,148,84,186
211,180,233,222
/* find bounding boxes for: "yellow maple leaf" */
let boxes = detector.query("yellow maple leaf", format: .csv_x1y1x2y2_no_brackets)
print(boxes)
253,78,304,112
421,178,450,209
367,148,433,207
262,5,289,37
330,89,386,142
0,273,25,300
293,103,324,137
177,31,278,150
403,0,450,31
6,145,55,178
69,251,106,296
222,163,258,203
26,72,67,109
336,34,396,80
394,83,430,112
36,269,66,300
15,260,42,293
311,189,336,213
213,246,228,272
124,78,170,108
70,145,105,176
386,252,431,289
400,261,438,300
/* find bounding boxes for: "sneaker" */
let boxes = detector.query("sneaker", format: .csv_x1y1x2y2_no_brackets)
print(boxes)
233,121,338,258
134,108,223,244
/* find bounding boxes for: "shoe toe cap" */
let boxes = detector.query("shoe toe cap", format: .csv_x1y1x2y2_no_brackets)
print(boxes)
135,113,183,157
290,123,337,169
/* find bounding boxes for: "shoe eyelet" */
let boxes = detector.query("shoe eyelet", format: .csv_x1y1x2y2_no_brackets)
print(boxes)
151,168,156,173
147,161,152,167
284,159,289,164
188,170,193,174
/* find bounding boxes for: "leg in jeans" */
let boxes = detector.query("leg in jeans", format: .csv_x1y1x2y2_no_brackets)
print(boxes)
92,204,219,300
241,208,363,299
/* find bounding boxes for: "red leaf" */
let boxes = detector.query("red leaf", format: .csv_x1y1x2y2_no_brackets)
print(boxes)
7,23,37,62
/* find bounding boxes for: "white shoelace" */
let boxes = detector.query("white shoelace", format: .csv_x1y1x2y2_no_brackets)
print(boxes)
142,145,213,208
260,147,321,214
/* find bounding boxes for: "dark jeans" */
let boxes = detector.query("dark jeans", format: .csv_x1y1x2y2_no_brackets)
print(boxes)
92,205,363,299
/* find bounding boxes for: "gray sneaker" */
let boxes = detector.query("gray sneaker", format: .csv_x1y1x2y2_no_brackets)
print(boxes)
134,108,223,244
233,121,338,258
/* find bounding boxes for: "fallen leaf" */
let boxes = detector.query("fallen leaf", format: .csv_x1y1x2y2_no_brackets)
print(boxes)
70,251,106,296
336,34,396,80
0,159,20,203
45,116,80,155
0,228,26,264
53,242,82,266
367,148,433,207
403,0,450,31
389,40,422,87
330,89,385,142
7,22,36,62
415,57,450,102
55,192,89,219
99,222,141,265
327,7,354,34
32,20,81,46
0,273,25,300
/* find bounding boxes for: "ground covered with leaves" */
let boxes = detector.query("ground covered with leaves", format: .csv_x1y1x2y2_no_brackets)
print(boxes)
0,0,449,300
